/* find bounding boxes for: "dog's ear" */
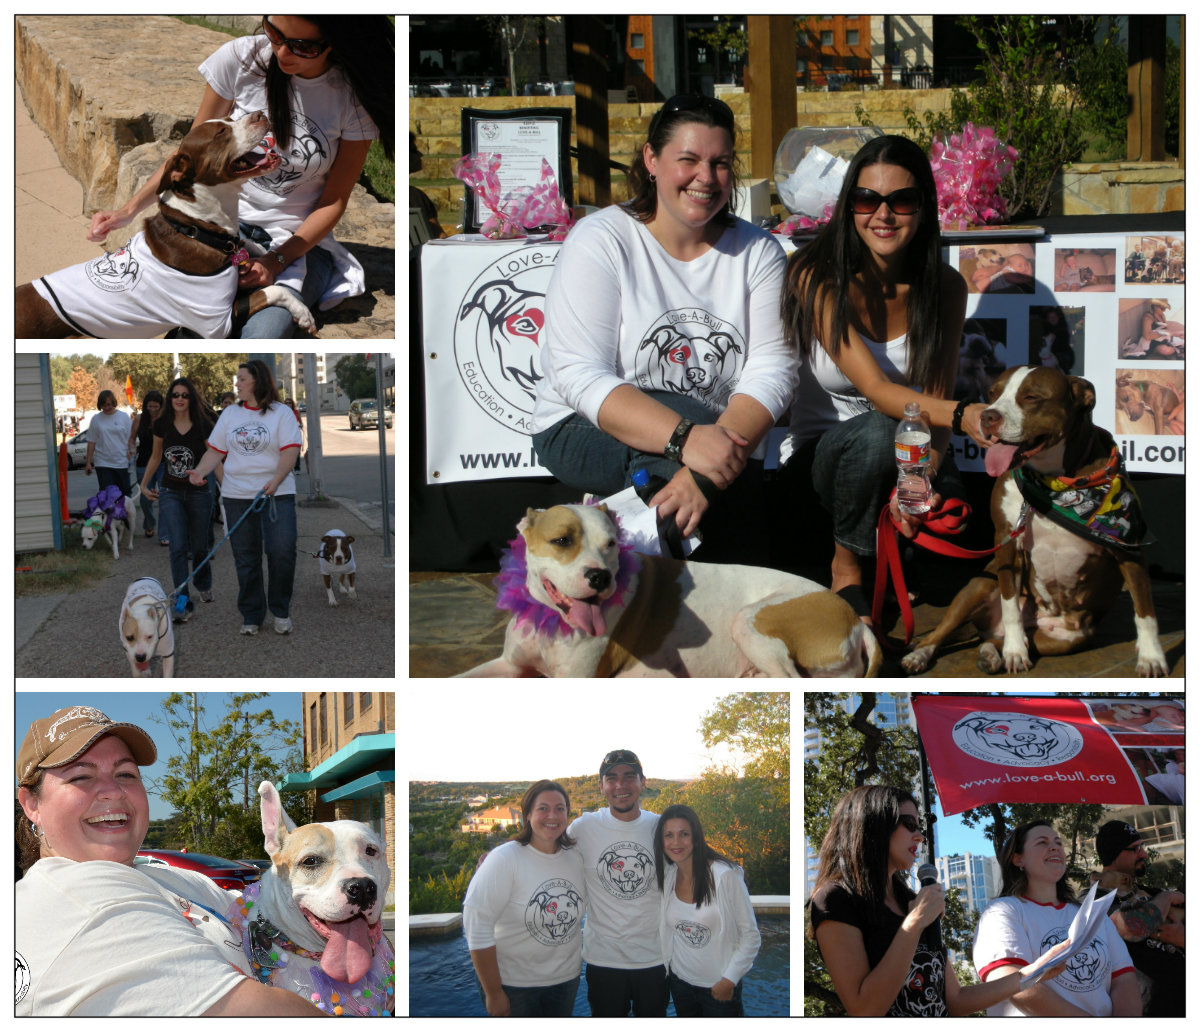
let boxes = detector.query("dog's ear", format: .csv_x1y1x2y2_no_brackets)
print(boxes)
1069,376,1097,414
517,507,542,534
344,536,354,545
258,780,297,857
160,150,197,199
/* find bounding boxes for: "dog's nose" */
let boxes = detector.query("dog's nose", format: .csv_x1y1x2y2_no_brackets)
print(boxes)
585,568,611,592
980,408,1002,436
341,877,378,911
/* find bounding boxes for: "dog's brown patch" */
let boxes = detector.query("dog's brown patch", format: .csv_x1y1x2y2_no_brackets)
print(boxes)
121,610,139,640
521,505,587,563
754,593,861,673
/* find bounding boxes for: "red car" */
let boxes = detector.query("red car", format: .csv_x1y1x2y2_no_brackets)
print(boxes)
135,849,263,891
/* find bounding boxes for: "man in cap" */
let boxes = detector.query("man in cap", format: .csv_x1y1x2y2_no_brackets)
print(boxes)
567,749,666,1016
1094,819,1184,1016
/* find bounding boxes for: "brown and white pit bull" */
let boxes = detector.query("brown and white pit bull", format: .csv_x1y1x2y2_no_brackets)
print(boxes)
16,111,315,339
903,365,1168,677
458,502,881,677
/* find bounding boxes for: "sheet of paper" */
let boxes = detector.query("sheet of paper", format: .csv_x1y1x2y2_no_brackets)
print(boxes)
1019,879,1118,986
598,486,700,558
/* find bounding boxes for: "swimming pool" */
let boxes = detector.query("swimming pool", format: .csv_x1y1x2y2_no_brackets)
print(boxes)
409,914,790,1016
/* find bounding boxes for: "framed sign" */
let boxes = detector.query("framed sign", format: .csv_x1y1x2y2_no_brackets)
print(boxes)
459,107,573,233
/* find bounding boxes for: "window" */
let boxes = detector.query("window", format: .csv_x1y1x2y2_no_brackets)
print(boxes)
631,33,643,48
318,694,328,745
847,30,859,46
821,30,833,46
344,693,355,725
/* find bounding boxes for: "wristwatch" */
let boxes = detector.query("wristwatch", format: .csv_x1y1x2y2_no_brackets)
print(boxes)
951,398,969,436
265,249,287,268
663,418,695,464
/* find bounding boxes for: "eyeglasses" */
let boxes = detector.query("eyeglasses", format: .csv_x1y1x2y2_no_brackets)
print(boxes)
849,187,923,216
170,392,190,400
650,94,735,136
262,16,328,59
897,815,924,835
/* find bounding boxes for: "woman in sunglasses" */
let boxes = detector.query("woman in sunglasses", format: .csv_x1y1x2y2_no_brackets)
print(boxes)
809,785,1064,1016
778,135,994,615
530,94,797,565
89,16,394,339
972,820,1139,1016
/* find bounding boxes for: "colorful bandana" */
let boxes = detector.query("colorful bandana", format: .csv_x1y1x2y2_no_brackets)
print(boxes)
1014,446,1149,554
494,509,640,637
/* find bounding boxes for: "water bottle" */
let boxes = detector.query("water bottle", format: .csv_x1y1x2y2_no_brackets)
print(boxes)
630,468,686,559
895,402,932,515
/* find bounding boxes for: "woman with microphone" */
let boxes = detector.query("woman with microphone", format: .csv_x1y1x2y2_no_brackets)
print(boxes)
809,785,1066,1016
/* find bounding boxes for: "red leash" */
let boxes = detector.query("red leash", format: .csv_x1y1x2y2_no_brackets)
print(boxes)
872,497,1027,646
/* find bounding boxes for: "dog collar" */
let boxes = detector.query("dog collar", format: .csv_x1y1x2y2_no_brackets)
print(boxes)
494,513,640,638
158,206,248,266
1015,446,1149,554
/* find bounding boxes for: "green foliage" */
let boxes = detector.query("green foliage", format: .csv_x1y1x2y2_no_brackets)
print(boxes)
688,17,748,61
410,863,475,915
333,354,377,401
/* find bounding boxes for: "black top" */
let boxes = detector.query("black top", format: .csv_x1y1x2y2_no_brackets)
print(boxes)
158,420,210,492
810,881,947,1017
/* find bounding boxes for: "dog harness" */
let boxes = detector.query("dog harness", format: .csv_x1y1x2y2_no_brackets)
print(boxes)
84,485,129,533
318,530,356,576
32,231,238,338
229,881,395,1016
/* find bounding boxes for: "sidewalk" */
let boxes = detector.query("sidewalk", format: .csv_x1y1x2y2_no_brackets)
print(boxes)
17,497,396,678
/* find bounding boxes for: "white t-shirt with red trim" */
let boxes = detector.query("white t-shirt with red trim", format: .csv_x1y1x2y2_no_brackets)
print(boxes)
973,894,1134,1016
206,401,302,499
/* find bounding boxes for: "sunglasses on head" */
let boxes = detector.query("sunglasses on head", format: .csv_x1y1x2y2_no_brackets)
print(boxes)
262,16,327,59
897,814,924,834
849,187,923,216
650,93,735,136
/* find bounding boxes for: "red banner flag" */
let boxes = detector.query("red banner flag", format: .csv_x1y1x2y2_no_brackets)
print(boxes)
912,695,1184,815
124,375,134,404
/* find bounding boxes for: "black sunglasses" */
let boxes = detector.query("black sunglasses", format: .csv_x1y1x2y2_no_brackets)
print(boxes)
849,187,922,216
650,94,735,136
897,814,924,835
170,392,191,400
262,16,327,59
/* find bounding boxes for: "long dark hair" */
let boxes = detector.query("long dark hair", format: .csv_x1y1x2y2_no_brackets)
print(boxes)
512,780,575,851
809,785,918,926
622,96,740,227
249,16,395,159
136,390,164,440
998,820,1077,905
653,804,741,909
781,134,945,391
238,360,282,411
153,377,216,438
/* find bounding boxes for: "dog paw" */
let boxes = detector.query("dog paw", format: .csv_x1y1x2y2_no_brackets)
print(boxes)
327,597,339,607
901,646,934,674
1001,644,1032,673
1136,654,1168,677
338,583,349,594
347,587,357,600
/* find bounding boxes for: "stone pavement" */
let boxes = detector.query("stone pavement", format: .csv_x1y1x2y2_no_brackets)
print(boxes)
409,562,1185,679
16,14,394,339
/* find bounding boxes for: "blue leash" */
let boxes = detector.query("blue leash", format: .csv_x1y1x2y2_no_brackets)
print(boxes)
168,489,274,613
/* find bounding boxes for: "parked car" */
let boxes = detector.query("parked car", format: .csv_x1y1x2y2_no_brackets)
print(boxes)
239,858,273,872
349,398,393,430
65,428,92,469
134,849,262,891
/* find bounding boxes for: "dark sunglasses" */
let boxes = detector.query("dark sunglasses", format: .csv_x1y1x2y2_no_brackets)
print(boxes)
849,187,923,216
170,392,191,400
897,814,924,835
262,16,327,59
650,93,735,136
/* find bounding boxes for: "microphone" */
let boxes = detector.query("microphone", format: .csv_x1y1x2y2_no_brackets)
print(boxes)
916,863,943,950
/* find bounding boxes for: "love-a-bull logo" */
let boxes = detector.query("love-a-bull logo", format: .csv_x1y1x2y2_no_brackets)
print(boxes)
453,245,558,432
951,712,1084,767
84,246,142,293
231,422,271,455
635,308,745,410
524,877,584,947
596,842,654,900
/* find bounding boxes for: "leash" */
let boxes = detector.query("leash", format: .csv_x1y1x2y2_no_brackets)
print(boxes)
167,489,272,608
872,496,1029,647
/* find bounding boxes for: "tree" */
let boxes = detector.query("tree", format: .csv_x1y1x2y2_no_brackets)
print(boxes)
63,367,100,412
334,354,376,401
180,354,246,409
108,353,175,409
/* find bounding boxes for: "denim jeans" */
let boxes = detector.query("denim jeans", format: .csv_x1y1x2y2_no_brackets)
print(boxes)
236,223,333,339
584,963,669,1017
531,393,770,565
137,464,162,534
158,483,215,603
667,973,744,1017
221,494,297,624
95,465,132,497
476,976,579,1017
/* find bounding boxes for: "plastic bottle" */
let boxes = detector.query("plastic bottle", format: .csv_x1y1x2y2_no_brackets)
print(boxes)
895,402,932,515
631,468,686,559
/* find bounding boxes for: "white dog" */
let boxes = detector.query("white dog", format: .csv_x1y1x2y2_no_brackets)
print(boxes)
81,484,139,559
119,577,175,677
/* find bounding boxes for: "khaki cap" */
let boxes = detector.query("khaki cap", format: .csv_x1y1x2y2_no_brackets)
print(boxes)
18,706,157,787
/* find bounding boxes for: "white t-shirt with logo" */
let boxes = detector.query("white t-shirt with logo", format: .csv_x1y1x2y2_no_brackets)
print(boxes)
660,859,760,988
567,807,662,968
207,401,302,499
463,840,586,988
530,204,796,442
973,894,1135,1016
16,857,249,1015
32,232,237,339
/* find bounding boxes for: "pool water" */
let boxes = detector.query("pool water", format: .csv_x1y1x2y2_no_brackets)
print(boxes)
410,913,789,1017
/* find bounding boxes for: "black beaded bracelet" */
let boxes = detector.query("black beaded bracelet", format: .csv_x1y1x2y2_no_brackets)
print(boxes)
951,398,969,436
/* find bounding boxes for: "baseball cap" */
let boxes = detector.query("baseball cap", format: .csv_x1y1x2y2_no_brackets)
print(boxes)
18,706,157,787
1096,819,1143,866
600,749,643,777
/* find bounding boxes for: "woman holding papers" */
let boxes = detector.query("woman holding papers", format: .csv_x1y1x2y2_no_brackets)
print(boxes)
973,820,1140,1016
810,786,1066,1016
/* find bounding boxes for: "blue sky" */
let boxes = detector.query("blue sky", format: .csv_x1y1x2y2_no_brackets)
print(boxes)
16,692,308,820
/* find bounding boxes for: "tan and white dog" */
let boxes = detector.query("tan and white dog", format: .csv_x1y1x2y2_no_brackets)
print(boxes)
81,485,139,559
459,503,880,677
902,366,1168,677
236,782,394,1016
119,577,175,677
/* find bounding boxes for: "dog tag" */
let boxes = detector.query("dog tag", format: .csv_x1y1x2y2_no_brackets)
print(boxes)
230,247,251,267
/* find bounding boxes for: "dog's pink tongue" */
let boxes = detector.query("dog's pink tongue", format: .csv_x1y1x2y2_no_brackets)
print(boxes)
985,443,1020,477
563,597,606,636
319,915,374,984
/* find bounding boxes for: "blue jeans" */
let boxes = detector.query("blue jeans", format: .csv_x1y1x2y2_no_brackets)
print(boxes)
531,393,769,565
158,483,215,603
137,464,162,534
236,223,333,339
95,465,132,497
476,976,579,1017
668,973,744,1017
221,494,297,624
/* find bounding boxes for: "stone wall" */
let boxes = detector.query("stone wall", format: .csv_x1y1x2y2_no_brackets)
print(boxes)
1058,161,1185,217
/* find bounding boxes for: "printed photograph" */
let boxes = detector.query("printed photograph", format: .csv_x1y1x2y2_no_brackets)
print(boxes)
1123,235,1185,285
960,243,1036,294
1117,298,1184,361
1028,305,1084,373
1053,248,1116,292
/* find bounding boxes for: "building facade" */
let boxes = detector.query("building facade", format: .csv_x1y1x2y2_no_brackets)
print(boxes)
461,805,523,834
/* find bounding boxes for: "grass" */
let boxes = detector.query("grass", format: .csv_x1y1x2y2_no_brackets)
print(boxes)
15,526,123,598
